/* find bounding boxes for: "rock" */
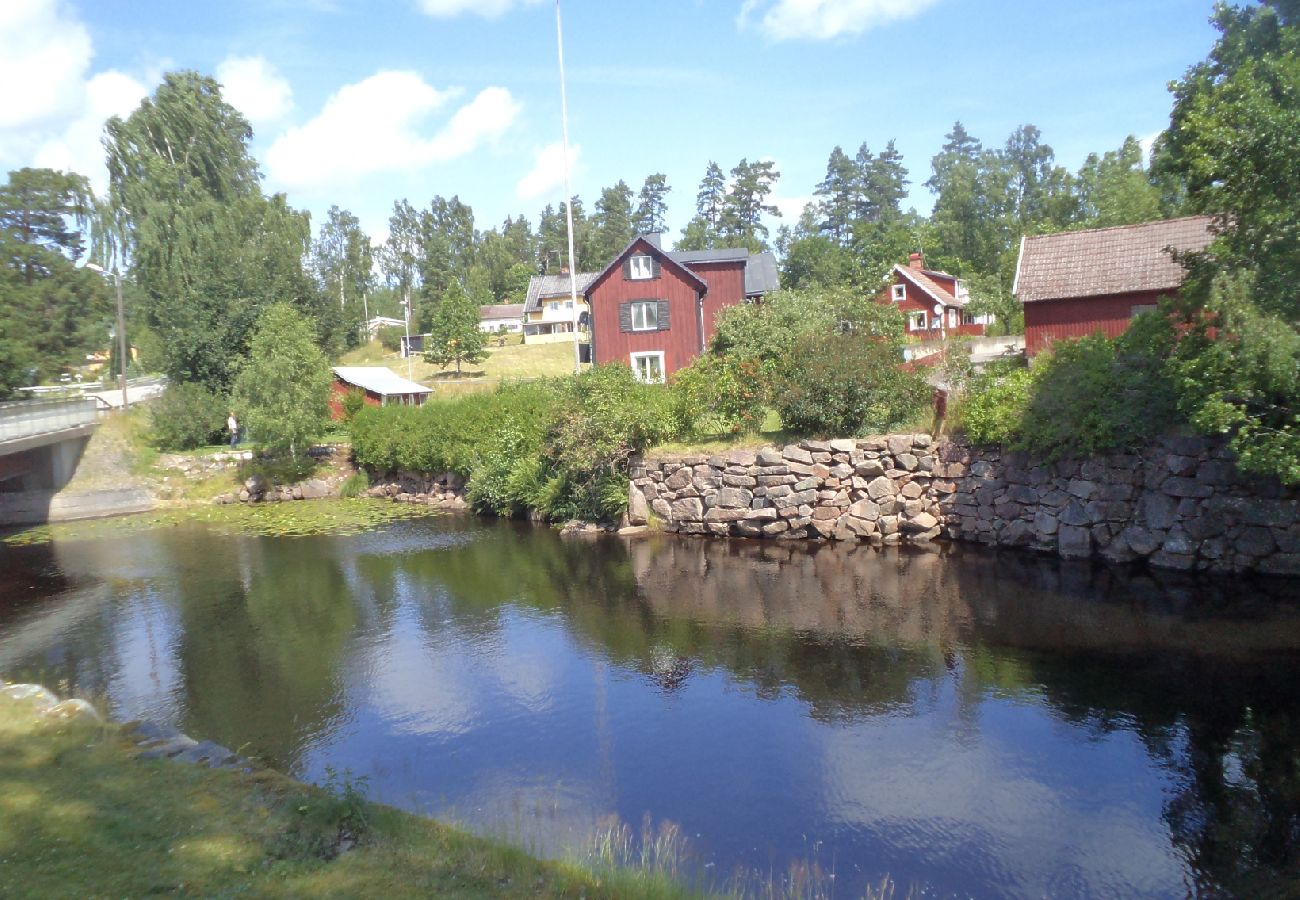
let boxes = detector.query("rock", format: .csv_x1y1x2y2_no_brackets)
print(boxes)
1142,492,1179,530
705,507,750,523
901,512,939,533
783,445,814,465
1119,526,1162,557
722,474,757,488
715,487,753,509
137,735,199,760
124,720,180,744
727,449,758,466
866,476,896,501
43,699,101,724
829,439,856,453
1058,524,1092,559
849,498,880,520
1067,480,1097,500
627,487,649,526
887,435,913,456
1237,526,1276,557
664,468,693,491
896,453,918,471
1162,477,1213,499
878,515,900,535
756,447,785,466
2,683,59,711
299,479,331,500
1033,510,1059,537
669,497,704,521
855,459,886,478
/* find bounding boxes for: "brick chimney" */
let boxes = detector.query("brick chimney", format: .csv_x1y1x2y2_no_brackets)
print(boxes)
908,252,924,270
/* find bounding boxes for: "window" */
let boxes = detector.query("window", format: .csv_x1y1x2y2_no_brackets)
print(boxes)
908,311,926,331
962,311,978,325
630,300,659,331
631,351,665,384
629,254,654,280
565,299,574,309
891,283,906,303
548,301,559,312
1131,304,1158,317
947,308,958,328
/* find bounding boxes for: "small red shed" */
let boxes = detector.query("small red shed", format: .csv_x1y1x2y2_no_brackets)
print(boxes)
1013,216,1214,357
330,366,432,420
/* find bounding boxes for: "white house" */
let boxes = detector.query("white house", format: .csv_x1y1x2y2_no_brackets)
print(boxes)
478,303,524,334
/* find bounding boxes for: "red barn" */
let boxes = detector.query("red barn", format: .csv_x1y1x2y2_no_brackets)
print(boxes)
1013,216,1214,357
876,253,988,338
330,366,432,420
586,235,779,381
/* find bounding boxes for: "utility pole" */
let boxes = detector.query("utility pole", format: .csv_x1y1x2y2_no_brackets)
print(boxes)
556,0,581,375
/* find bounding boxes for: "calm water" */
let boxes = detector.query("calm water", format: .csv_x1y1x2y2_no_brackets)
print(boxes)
3,514,1300,897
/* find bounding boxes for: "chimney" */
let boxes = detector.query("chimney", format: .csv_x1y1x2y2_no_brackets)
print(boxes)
645,232,663,250
908,252,924,270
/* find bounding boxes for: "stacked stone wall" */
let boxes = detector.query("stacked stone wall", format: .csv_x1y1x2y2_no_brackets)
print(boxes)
629,433,1300,576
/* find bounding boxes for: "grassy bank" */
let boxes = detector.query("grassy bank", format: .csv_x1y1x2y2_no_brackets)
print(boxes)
0,693,696,898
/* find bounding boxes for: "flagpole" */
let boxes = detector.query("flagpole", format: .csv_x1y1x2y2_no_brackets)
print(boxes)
556,0,581,375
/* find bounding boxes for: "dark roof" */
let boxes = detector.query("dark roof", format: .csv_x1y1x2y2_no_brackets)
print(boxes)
479,303,524,320
524,273,598,313
744,251,779,296
1014,216,1214,303
667,248,750,264
585,235,709,297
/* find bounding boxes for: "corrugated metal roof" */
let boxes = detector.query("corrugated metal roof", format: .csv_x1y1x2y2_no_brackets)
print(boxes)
479,303,525,320
744,251,780,295
1015,216,1214,303
668,248,750,264
523,273,598,313
331,367,432,396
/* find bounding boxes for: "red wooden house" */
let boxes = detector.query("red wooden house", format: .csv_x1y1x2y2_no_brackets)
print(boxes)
329,367,431,420
876,253,988,338
1013,216,1214,357
586,235,778,381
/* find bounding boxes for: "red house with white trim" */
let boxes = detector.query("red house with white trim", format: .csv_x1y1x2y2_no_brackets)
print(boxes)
875,253,987,338
586,235,779,381
1013,216,1214,357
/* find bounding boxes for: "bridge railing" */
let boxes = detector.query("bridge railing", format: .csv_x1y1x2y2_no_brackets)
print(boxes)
0,397,99,443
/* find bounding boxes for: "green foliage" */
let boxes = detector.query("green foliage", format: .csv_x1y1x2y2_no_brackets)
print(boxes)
423,279,488,375
772,333,930,436
958,365,1033,447
670,354,765,437
340,388,366,423
338,471,370,499
376,325,404,352
232,303,332,457
149,382,228,450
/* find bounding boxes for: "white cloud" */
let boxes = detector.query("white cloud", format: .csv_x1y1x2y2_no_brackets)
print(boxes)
0,0,93,129
33,71,149,195
265,73,521,189
515,142,580,201
417,0,543,18
1138,130,1162,164
216,56,293,127
738,0,940,41
771,194,814,222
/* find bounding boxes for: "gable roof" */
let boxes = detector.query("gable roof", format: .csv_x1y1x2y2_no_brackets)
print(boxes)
524,273,598,313
894,264,965,308
1014,215,1215,303
585,235,709,298
744,251,780,296
332,366,432,397
479,303,524,321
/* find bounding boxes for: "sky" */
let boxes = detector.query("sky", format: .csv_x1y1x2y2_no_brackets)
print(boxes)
0,0,1223,250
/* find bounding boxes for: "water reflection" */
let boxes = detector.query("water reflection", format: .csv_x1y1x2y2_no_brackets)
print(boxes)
1,517,1299,895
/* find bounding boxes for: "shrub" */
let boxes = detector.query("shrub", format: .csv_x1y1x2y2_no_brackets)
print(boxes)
376,326,404,352
670,354,765,437
338,471,369,498
958,366,1033,446
149,382,228,450
773,333,930,436
340,389,366,423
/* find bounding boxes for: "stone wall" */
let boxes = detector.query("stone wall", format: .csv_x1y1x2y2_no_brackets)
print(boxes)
628,433,1300,576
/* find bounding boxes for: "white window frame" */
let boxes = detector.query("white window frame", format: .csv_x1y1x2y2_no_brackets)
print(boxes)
962,310,978,325
629,255,654,280
891,283,906,303
630,300,659,331
948,308,958,328
908,310,927,331
630,351,665,384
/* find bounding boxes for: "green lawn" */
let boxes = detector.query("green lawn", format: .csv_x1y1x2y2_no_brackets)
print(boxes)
338,339,581,394
0,694,697,899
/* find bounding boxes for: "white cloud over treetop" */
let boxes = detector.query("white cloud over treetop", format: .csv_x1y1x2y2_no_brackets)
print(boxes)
739,0,940,41
265,73,520,189
0,0,93,129
216,56,294,127
515,142,580,201
417,0,544,18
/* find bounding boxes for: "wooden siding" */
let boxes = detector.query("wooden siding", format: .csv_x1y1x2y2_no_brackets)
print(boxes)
1024,289,1168,356
590,259,703,376
874,277,986,339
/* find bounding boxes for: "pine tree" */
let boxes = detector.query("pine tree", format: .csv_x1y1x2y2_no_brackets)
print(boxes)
633,173,671,234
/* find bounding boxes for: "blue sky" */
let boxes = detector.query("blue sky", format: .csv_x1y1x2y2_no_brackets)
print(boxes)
1,0,1221,248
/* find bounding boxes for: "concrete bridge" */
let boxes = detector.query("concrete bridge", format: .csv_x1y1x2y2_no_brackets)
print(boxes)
0,397,149,526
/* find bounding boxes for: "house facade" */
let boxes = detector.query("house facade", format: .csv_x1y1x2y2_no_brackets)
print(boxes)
1013,216,1214,357
522,273,596,344
329,366,431,420
586,235,779,382
478,303,524,334
877,253,988,338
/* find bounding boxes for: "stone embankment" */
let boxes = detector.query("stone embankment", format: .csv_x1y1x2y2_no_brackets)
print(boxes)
629,433,1300,576
361,471,470,510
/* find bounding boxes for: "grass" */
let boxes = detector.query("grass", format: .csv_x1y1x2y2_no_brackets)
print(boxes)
337,338,579,394
649,408,797,456
0,693,699,899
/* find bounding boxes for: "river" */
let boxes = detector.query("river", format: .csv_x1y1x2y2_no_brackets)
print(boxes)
2,512,1299,897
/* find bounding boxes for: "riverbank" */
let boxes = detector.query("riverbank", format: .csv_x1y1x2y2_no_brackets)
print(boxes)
0,687,696,899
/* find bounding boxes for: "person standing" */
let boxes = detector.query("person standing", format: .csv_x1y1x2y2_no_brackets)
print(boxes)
227,411,239,448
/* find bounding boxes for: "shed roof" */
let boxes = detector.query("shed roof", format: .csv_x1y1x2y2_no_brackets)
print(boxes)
1014,216,1214,303
523,273,598,313
479,303,525,320
331,366,432,396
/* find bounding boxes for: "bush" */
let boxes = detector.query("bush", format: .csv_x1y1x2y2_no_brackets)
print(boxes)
773,333,930,436
376,326,404,352
150,382,228,450
338,471,369,498
340,389,366,423
670,354,765,437
958,366,1032,446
